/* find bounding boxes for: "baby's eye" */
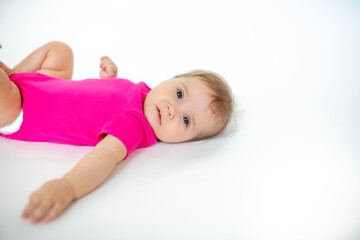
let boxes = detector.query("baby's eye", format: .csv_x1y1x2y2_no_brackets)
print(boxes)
183,115,190,127
177,89,183,100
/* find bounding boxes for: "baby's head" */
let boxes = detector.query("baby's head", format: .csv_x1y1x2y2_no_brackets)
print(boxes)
143,70,234,143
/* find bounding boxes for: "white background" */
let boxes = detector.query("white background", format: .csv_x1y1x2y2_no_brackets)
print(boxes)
0,0,359,239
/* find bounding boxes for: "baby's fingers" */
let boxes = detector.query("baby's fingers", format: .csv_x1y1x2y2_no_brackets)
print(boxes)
99,56,111,68
100,56,111,62
42,203,65,223
29,200,53,223
22,192,41,219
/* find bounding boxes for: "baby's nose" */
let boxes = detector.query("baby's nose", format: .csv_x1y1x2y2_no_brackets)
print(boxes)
167,103,176,119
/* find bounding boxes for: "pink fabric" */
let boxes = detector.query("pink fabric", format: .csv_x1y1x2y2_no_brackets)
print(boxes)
0,73,157,157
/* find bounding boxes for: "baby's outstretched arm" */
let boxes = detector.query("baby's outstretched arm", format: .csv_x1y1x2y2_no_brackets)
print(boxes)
22,134,127,223
99,56,118,79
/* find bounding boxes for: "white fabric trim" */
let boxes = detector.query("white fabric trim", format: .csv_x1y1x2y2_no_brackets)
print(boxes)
0,109,23,135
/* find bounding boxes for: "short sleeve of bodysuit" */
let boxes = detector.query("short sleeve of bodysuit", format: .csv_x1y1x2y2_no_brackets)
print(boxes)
98,111,157,158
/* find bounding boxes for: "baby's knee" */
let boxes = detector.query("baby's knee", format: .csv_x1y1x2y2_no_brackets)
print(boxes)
42,41,74,79
47,41,73,58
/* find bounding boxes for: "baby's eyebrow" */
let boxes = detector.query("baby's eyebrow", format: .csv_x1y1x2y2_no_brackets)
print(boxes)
180,82,189,98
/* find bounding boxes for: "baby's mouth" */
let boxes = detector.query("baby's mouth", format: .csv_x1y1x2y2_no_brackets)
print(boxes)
156,106,162,125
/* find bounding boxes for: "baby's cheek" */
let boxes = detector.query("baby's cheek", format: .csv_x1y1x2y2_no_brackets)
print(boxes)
156,125,184,143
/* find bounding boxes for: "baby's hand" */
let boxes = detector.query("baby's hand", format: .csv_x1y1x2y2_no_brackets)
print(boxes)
99,56,118,79
22,178,75,223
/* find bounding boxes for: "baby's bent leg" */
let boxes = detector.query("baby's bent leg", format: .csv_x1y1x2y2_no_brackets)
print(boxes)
0,68,22,127
14,41,74,79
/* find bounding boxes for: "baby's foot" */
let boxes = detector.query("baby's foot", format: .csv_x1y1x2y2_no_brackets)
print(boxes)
0,61,14,76
0,45,15,76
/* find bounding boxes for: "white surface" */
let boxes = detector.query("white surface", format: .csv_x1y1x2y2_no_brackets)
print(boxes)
1,0,360,239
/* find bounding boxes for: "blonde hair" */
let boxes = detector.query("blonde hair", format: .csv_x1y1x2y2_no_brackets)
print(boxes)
175,70,234,140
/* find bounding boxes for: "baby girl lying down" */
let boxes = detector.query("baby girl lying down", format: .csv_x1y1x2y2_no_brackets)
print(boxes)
0,41,234,223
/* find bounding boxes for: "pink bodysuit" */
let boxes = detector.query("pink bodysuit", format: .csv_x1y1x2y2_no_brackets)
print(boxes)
0,73,157,157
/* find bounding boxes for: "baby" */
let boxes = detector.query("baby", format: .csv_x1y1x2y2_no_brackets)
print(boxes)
0,41,234,223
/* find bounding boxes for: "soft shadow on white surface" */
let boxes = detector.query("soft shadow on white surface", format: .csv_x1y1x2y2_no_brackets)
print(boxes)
0,0,360,240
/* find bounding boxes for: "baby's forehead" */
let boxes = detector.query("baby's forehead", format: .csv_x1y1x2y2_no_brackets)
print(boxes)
174,76,213,94
191,96,220,135
195,110,221,139
173,75,202,84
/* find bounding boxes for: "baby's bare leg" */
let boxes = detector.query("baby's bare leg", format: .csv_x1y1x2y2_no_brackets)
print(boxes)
14,41,74,79
0,68,22,127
